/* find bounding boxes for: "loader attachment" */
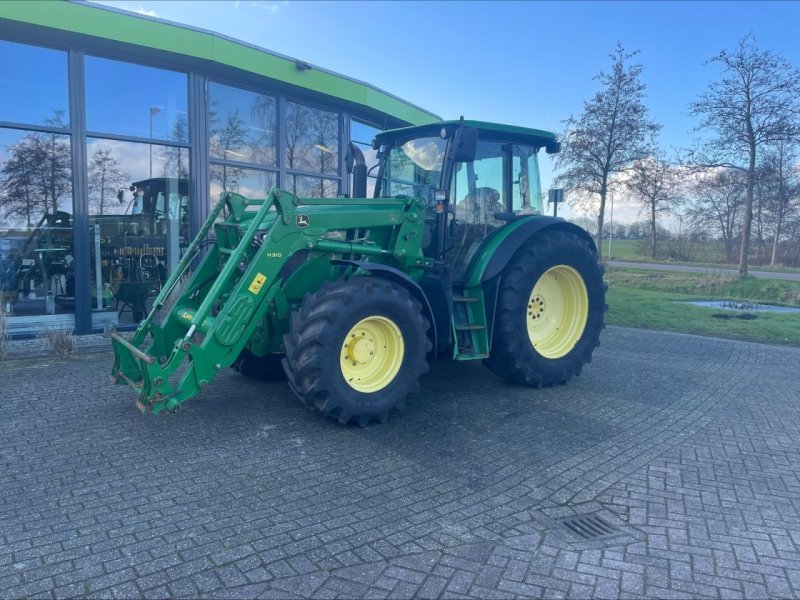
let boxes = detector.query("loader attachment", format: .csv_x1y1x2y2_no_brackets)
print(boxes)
110,188,301,414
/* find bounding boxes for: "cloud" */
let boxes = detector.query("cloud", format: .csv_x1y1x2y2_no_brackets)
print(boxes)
237,1,287,15
134,4,158,17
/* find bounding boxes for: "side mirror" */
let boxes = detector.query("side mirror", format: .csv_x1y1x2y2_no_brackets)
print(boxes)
117,188,125,203
453,127,478,162
545,141,561,154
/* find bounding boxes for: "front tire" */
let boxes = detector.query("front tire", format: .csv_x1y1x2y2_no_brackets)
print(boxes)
484,230,606,386
283,277,431,426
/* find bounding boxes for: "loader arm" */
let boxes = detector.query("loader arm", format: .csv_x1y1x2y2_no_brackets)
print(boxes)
110,188,426,414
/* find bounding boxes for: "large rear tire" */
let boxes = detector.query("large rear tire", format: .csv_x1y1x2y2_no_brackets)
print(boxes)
283,277,431,426
484,230,606,386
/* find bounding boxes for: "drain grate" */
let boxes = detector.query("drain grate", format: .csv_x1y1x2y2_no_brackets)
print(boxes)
559,514,619,541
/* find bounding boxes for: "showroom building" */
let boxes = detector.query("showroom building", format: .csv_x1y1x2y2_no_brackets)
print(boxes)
0,1,438,336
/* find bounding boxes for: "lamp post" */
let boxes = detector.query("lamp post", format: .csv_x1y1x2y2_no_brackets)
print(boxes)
148,106,162,178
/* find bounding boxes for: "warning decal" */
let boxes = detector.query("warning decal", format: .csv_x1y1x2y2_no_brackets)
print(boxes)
248,272,267,295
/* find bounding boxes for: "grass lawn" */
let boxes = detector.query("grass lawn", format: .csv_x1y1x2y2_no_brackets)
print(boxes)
604,239,800,273
605,268,800,346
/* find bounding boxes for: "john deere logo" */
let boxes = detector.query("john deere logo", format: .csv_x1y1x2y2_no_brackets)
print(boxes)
296,215,309,228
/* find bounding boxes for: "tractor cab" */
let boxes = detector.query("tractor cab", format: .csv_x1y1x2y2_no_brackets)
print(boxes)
369,120,560,278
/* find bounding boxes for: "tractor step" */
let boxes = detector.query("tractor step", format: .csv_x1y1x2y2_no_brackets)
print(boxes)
455,351,489,360
451,286,490,360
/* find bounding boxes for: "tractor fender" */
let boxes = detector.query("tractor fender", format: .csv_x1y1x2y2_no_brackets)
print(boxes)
465,216,597,287
329,259,438,357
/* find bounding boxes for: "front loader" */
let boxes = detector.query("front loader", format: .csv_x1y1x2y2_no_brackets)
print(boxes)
111,119,606,425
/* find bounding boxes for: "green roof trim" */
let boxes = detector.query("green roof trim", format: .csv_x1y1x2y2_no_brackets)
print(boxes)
0,0,439,126
376,120,557,146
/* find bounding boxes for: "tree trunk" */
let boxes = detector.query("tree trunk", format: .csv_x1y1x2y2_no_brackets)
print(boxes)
100,168,106,215
596,184,607,259
771,211,783,266
738,148,756,276
650,201,657,258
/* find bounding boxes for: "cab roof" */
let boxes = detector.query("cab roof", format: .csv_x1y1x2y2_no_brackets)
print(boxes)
374,119,557,148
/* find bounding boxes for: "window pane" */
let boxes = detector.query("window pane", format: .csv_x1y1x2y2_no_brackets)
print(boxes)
289,174,338,198
210,164,276,204
351,119,381,197
351,120,380,147
86,138,190,328
0,127,74,332
285,102,339,175
0,40,69,128
209,83,276,167
85,57,188,142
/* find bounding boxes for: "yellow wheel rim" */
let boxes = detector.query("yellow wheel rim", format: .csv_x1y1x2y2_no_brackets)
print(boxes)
340,316,404,393
526,265,589,359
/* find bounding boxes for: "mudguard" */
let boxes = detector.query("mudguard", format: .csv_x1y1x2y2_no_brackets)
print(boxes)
330,259,438,356
464,216,596,287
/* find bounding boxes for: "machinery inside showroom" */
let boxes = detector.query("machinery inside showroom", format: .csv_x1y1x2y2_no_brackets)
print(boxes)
1,178,187,333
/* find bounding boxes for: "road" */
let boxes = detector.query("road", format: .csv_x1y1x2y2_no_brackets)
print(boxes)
608,260,800,282
2,327,799,598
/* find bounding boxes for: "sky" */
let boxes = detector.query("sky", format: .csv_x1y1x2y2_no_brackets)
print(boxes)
92,0,800,224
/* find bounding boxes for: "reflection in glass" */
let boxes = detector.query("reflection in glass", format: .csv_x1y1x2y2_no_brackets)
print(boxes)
351,120,381,197
0,128,74,332
289,174,338,198
285,102,339,175
0,40,69,127
85,56,188,142
209,83,276,166
377,136,446,204
210,165,276,203
512,145,543,214
86,138,190,328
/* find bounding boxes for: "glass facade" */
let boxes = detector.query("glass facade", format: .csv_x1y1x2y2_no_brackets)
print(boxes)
0,41,74,336
208,82,278,207
0,40,69,127
85,57,188,143
86,138,190,327
0,29,394,337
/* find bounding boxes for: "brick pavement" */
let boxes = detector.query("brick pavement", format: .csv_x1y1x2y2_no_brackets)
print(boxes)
1,326,799,598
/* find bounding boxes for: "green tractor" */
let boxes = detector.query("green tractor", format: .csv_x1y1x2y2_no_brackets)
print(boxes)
111,119,606,425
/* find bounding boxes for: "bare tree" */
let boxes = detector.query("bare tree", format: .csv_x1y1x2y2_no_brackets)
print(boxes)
0,135,39,226
88,148,128,215
760,140,800,265
689,33,800,275
687,170,746,262
162,113,189,180
625,148,682,258
209,109,248,194
250,95,277,167
556,43,660,257
0,125,71,226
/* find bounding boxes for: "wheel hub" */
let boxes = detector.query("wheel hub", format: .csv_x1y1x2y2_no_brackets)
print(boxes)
526,265,589,359
346,330,376,365
340,316,404,393
528,295,545,320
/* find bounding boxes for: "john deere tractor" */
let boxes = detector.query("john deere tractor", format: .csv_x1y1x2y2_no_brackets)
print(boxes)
111,119,606,425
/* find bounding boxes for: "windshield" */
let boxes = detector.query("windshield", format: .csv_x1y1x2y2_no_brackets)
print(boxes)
376,136,446,204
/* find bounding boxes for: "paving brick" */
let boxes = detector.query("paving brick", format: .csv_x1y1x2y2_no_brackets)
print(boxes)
2,329,800,598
